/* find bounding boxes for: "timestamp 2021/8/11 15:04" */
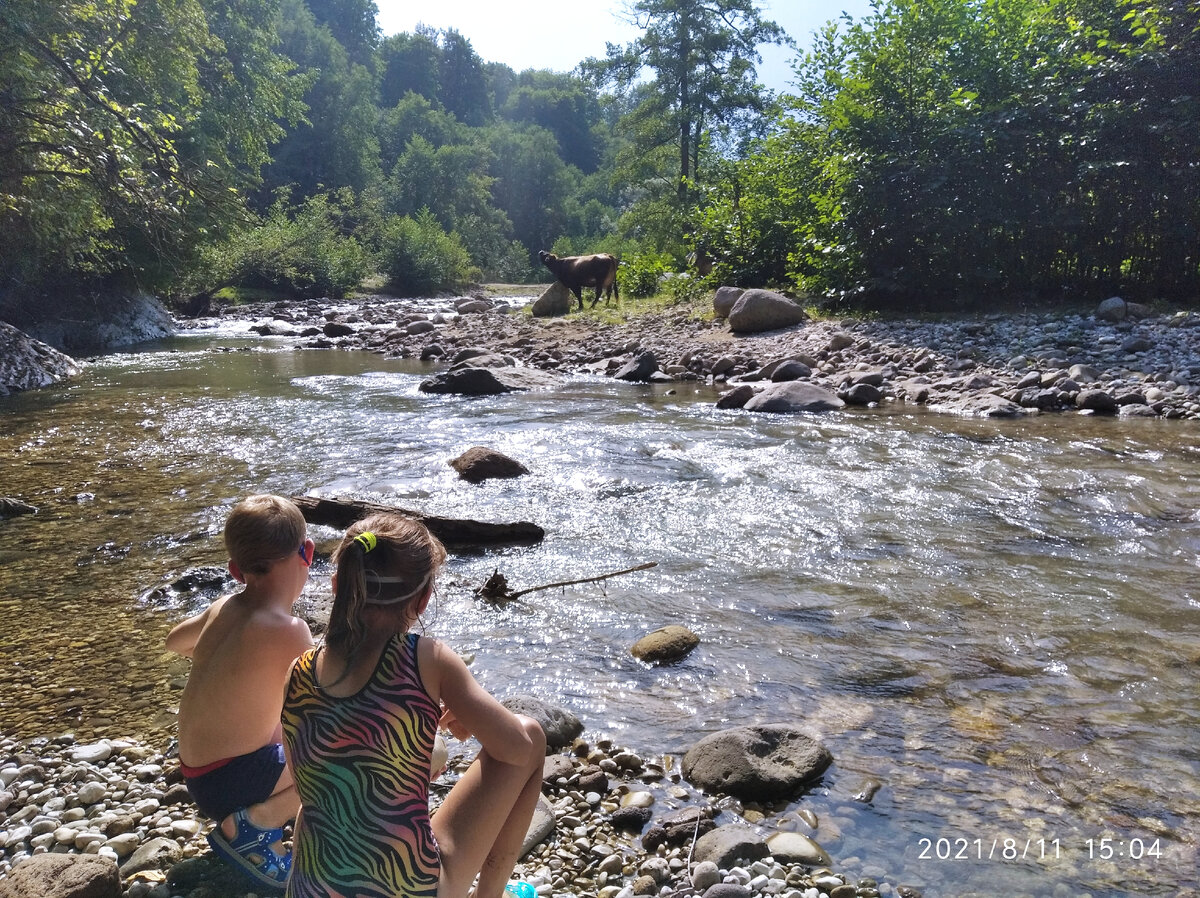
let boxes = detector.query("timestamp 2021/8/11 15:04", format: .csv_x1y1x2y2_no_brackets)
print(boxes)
915,836,1164,862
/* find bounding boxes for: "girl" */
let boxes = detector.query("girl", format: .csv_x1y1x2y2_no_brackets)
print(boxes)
281,513,546,898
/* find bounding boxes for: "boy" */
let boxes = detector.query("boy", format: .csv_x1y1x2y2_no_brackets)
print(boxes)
167,495,316,889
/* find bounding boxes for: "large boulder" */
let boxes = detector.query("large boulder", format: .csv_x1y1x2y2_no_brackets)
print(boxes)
531,282,573,317
501,695,583,749
448,447,530,483
727,290,808,334
0,853,121,898
614,351,660,382
742,382,843,414
712,286,745,319
21,292,173,354
681,724,832,801
1095,296,1128,322
0,321,83,396
419,366,560,395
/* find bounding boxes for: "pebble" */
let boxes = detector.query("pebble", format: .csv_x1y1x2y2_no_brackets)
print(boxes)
216,297,1200,422
0,733,915,898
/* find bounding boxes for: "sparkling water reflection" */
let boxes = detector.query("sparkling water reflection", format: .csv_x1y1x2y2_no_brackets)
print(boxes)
1,332,1197,896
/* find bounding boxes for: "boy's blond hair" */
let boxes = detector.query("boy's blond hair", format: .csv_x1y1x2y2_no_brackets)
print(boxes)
223,495,307,576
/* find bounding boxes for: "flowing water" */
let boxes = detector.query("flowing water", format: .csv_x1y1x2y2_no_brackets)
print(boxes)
1,313,1198,897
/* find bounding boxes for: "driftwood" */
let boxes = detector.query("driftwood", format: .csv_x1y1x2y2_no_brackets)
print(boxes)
475,562,658,603
289,495,544,548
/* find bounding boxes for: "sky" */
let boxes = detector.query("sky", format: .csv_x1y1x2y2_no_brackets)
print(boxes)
373,0,875,95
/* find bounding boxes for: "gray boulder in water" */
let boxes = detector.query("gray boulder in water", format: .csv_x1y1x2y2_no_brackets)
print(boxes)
0,321,83,396
682,724,832,801
742,381,843,413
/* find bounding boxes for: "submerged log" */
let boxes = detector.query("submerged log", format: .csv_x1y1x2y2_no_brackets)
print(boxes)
289,495,544,547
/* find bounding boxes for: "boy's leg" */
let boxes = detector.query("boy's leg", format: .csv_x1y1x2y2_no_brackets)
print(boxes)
220,763,300,846
433,716,547,898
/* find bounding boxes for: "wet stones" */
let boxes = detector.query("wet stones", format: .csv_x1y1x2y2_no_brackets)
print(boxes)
631,625,699,664
682,725,832,802
448,447,530,484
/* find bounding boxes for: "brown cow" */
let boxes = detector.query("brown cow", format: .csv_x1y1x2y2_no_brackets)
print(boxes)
538,250,619,311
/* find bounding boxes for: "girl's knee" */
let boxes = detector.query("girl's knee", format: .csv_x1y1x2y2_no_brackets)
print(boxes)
518,715,547,765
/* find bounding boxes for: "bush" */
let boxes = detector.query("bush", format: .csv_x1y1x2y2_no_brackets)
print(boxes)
621,251,674,298
379,209,478,296
192,191,369,299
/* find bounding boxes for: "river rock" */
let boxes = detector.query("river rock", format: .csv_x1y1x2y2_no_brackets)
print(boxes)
521,794,556,857
840,382,883,405
742,382,844,414
728,290,808,334
693,824,769,868
1096,296,1128,322
0,853,121,898
691,860,722,891
681,725,832,801
448,447,530,483
611,805,653,832
0,498,38,518
543,753,574,784
117,836,180,877
450,350,514,369
631,625,699,664
703,885,752,898
455,298,493,314
769,360,812,382
716,384,756,410
615,351,660,382
322,321,354,337
532,282,573,317
500,695,583,749
1075,389,1118,414
713,287,745,319
765,831,832,866
0,321,83,396
418,366,560,395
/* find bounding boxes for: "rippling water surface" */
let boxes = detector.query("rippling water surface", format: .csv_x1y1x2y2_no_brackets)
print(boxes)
1,323,1198,897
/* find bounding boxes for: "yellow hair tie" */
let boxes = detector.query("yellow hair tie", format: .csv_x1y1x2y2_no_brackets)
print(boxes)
354,531,377,553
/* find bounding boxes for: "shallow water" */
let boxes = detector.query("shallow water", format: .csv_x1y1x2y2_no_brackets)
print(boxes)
1,324,1197,896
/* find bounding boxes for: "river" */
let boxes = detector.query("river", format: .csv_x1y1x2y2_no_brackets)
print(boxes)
1,311,1197,897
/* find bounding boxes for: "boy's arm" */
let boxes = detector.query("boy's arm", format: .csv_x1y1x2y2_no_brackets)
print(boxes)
165,604,216,658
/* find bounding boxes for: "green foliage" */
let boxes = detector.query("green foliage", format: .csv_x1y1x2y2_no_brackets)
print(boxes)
0,0,302,305
193,190,369,298
257,0,380,202
621,252,674,297
378,208,478,296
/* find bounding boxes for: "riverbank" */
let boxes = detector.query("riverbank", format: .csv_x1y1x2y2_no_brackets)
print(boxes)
191,289,1200,421
0,731,918,898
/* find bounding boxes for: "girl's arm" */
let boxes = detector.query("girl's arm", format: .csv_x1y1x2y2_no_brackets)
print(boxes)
426,638,534,768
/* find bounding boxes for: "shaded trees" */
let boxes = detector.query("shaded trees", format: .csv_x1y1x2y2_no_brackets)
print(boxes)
0,0,302,306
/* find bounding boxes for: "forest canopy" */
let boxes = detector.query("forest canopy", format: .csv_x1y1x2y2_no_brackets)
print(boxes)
1,0,1196,321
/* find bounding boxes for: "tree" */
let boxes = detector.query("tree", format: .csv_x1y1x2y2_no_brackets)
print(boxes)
439,29,490,126
0,0,303,306
587,0,788,199
258,0,380,203
378,28,441,107
304,0,378,65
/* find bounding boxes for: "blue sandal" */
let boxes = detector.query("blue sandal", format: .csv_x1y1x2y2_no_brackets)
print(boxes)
207,807,291,889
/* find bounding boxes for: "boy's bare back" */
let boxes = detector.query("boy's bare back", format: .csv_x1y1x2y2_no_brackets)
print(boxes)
171,585,313,767
167,495,315,769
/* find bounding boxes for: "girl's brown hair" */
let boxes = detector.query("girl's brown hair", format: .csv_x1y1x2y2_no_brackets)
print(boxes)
327,513,447,660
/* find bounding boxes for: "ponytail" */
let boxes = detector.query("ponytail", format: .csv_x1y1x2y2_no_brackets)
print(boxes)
325,513,447,664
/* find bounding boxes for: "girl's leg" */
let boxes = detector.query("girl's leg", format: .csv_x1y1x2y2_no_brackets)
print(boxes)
434,716,547,898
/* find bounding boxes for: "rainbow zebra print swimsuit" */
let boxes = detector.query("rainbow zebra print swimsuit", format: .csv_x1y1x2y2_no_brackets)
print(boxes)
283,632,441,898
